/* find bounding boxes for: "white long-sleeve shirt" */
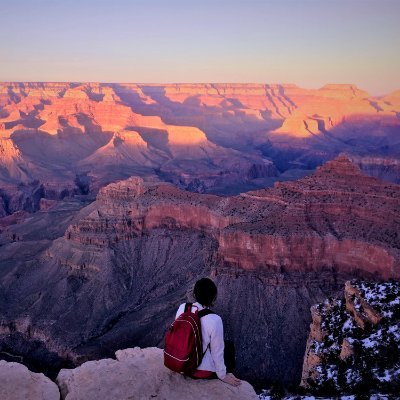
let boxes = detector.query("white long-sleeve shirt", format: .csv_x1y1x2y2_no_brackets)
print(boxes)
176,302,227,379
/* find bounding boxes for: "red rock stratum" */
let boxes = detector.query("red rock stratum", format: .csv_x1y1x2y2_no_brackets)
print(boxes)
65,155,400,279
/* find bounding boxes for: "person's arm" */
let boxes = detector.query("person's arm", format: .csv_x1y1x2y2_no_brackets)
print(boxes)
210,317,241,387
209,317,227,380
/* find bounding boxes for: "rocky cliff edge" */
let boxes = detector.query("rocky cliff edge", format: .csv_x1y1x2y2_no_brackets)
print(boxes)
0,347,257,400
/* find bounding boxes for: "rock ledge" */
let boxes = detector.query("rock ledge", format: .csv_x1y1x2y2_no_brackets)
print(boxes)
57,347,258,400
0,360,60,400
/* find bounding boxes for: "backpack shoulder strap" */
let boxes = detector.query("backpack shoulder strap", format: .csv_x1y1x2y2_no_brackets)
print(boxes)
198,309,216,358
184,302,193,313
198,309,215,318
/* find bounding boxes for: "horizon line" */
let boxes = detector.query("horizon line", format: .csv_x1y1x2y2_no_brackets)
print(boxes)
1,81,399,97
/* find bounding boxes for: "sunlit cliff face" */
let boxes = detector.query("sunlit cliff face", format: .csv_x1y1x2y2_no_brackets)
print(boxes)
62,156,400,279
0,82,399,211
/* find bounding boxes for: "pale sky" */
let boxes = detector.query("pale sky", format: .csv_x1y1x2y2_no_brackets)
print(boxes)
1,0,399,95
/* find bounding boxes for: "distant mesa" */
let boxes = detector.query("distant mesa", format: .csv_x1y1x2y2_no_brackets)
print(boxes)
318,83,369,97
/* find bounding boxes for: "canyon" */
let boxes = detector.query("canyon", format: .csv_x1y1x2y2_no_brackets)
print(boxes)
0,81,399,390
0,154,399,389
0,82,400,219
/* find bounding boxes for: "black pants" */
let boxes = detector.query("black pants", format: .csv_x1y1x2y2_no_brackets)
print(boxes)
224,340,236,373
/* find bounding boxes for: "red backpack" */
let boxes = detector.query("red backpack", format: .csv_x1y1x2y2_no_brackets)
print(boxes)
164,303,214,374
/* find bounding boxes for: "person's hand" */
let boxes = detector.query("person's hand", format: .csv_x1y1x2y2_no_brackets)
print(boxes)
220,373,241,387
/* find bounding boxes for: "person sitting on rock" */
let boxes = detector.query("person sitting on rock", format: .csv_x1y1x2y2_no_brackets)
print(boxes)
175,278,241,387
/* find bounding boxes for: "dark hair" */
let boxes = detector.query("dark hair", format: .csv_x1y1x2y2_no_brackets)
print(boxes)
193,278,217,307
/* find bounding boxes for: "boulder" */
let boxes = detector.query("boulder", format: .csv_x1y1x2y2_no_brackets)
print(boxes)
56,347,258,400
0,360,60,400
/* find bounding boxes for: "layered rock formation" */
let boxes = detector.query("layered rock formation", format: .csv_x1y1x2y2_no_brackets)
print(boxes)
0,82,279,212
1,81,399,217
64,156,400,278
351,155,400,184
301,280,400,395
0,156,399,389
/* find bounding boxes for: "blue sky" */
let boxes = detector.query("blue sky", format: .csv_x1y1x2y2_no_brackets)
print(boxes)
1,0,399,94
